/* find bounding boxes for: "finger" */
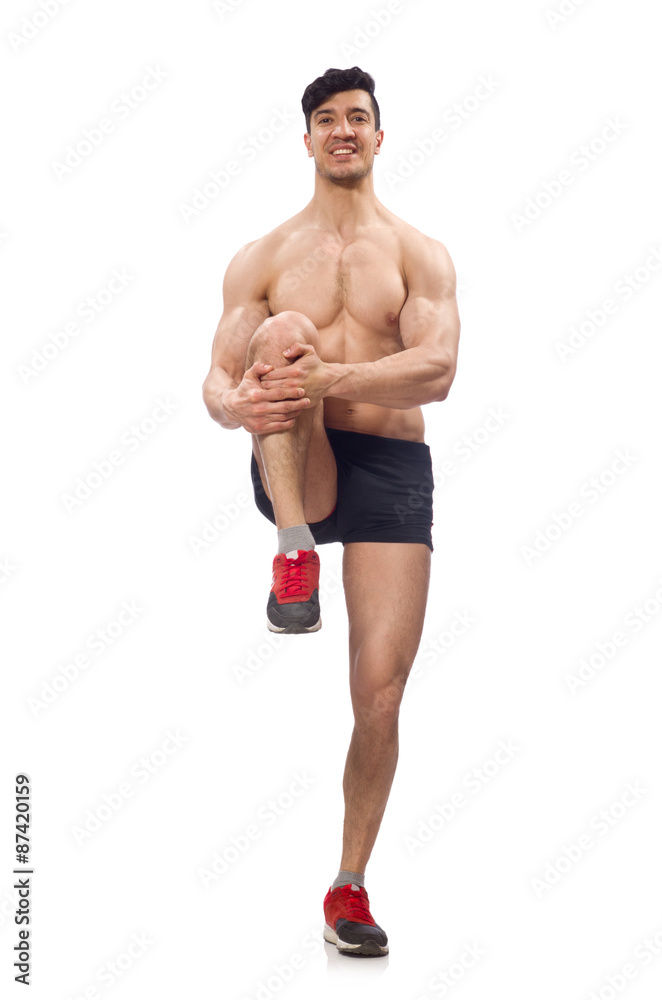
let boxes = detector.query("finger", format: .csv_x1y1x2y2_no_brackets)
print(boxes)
282,341,310,359
266,397,311,413
258,369,292,383
258,418,297,433
262,386,306,400
257,399,310,417
261,367,300,384
247,361,274,383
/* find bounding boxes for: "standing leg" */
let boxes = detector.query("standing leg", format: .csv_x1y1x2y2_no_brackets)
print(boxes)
339,542,431,872
322,541,431,955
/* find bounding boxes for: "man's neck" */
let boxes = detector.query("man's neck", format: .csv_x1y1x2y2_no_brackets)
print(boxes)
306,174,383,236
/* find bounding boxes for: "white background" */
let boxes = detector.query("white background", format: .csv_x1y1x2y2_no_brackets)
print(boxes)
1,0,661,997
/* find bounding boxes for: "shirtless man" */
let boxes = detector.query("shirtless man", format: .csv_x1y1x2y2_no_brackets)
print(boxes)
202,66,460,956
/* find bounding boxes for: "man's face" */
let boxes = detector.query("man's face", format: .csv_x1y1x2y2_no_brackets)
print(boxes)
304,89,383,185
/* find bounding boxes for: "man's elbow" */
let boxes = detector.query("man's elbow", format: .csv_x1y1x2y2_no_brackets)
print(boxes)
434,377,454,402
201,375,214,416
201,371,224,425
432,356,457,403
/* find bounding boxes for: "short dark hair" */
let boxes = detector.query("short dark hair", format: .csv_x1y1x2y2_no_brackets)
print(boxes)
301,67,380,134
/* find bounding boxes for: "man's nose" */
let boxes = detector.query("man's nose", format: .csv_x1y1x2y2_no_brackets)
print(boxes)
332,118,356,137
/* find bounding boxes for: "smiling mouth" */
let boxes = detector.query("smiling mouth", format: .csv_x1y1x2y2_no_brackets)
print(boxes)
330,148,356,157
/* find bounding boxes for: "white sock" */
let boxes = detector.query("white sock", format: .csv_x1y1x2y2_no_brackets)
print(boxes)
277,524,315,554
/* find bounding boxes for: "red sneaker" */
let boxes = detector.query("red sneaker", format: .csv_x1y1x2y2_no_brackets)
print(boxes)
323,883,389,956
266,549,321,634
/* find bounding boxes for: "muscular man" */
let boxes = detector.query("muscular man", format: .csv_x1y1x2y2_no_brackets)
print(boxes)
203,66,460,956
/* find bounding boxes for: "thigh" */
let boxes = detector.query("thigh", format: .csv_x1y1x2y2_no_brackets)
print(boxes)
330,429,435,550
342,542,431,701
245,311,338,522
250,409,338,523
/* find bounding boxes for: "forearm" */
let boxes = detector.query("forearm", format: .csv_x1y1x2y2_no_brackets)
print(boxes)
202,367,241,429
325,347,453,409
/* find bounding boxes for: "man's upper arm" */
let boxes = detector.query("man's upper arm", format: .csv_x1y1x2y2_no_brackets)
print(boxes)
399,237,461,384
207,242,271,384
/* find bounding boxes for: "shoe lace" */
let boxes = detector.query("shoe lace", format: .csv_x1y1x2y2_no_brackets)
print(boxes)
278,552,308,598
341,889,373,924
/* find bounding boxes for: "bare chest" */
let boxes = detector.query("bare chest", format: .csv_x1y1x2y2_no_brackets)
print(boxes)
267,236,407,351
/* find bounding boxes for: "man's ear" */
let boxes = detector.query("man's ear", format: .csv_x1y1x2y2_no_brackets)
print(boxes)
374,129,384,154
303,133,314,157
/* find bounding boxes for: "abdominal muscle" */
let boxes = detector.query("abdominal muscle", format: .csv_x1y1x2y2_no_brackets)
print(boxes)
316,317,426,444
323,397,425,442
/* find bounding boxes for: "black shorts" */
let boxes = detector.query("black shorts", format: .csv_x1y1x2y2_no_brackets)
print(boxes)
250,426,434,551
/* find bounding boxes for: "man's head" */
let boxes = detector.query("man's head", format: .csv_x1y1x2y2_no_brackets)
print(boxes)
302,66,380,133
301,67,383,186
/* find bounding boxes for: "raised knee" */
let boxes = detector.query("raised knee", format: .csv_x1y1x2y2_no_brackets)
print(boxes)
251,310,319,349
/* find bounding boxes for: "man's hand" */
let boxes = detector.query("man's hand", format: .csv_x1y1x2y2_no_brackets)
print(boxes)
260,342,336,405
224,360,312,434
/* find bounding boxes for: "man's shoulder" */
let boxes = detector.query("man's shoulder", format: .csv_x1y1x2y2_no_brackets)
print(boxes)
386,212,448,258
390,217,453,282
231,213,306,266
379,211,455,293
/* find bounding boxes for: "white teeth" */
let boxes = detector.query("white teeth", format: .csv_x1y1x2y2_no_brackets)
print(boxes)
332,149,354,155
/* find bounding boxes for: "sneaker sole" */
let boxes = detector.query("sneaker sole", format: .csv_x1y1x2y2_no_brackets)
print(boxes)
266,616,322,634
323,922,389,956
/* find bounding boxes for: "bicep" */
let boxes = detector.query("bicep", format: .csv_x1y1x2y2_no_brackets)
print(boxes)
399,240,460,365
207,245,271,381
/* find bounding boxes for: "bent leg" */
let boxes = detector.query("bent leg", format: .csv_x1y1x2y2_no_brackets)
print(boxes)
246,311,337,528
339,541,431,872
